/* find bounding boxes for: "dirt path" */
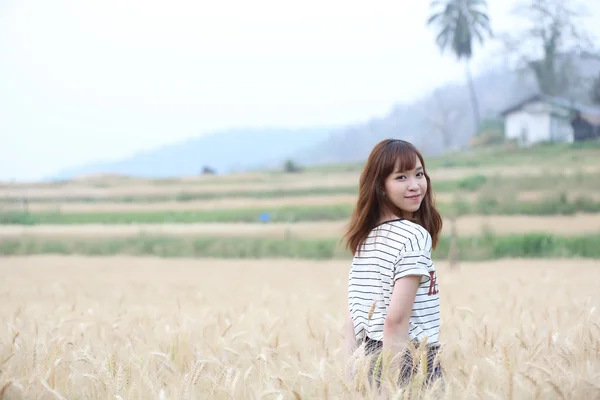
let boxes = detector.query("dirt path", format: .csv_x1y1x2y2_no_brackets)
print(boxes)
2,194,361,212
1,214,598,239
0,175,359,199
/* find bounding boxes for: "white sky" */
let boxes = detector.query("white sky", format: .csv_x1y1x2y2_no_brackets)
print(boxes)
1,0,599,181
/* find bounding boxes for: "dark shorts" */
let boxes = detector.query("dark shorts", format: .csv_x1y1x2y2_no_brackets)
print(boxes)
363,337,444,390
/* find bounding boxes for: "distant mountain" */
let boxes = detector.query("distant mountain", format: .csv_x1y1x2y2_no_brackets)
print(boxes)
50,56,600,179
49,127,334,179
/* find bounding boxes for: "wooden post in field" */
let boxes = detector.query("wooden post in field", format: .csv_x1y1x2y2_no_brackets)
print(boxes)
448,215,460,270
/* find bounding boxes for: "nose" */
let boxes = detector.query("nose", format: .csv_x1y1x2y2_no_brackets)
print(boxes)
407,178,419,191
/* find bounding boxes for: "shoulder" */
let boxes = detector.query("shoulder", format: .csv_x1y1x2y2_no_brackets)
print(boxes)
388,219,432,253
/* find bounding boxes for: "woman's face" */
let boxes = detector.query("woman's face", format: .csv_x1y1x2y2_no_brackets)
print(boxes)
383,157,427,216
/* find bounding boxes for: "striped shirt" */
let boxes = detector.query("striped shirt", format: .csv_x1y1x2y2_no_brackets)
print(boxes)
347,218,441,346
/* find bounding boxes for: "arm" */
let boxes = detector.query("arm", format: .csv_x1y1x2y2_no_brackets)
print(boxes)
383,230,433,371
382,275,421,367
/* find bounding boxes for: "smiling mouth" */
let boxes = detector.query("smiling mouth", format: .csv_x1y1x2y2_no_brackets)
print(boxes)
405,194,421,200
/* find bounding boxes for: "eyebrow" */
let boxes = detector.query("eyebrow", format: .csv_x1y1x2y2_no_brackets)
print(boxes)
395,166,423,173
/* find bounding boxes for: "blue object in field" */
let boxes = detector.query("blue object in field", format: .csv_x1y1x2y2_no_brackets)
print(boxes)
259,213,271,223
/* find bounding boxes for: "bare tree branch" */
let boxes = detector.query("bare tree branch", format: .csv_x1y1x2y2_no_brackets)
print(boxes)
498,0,599,98
416,89,467,150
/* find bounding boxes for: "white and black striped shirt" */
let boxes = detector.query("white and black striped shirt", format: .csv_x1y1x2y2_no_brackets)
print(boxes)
347,218,441,345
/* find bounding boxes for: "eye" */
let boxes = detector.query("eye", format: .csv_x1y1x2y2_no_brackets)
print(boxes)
417,172,425,177
395,175,406,180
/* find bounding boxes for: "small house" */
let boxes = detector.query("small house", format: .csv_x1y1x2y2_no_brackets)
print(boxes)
499,94,600,146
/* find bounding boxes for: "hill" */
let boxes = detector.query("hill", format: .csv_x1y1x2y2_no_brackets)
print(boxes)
49,58,600,179
49,127,333,180
291,59,600,167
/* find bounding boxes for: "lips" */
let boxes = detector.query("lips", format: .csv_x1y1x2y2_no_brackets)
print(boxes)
405,194,421,200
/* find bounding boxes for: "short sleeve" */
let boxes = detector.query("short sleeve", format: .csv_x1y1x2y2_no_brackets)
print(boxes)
393,231,432,284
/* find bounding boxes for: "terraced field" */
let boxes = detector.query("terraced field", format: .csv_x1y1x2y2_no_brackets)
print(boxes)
1,143,600,259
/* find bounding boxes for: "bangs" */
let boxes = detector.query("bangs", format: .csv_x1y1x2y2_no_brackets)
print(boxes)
381,140,419,176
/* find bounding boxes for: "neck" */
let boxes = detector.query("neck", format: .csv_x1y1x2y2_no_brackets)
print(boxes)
379,211,411,224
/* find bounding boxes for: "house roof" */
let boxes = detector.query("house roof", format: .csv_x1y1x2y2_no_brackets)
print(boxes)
580,112,600,125
499,93,600,117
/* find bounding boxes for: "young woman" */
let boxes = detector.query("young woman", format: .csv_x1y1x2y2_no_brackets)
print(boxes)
343,139,444,390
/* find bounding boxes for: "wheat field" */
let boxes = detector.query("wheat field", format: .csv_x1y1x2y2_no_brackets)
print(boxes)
1,255,599,399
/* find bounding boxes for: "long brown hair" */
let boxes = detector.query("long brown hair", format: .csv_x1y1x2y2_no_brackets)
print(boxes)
343,139,443,255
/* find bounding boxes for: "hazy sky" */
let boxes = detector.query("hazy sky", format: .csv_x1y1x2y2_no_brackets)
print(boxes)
1,0,599,181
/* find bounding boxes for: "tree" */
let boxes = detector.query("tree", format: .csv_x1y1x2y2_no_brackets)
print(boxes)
592,73,600,105
201,165,216,175
427,0,493,136
283,159,302,173
500,0,597,98
417,88,466,151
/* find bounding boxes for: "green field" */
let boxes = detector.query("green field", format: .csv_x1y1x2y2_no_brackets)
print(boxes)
2,232,599,260
2,194,600,225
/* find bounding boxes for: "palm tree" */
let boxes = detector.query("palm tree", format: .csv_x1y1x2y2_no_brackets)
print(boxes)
427,0,492,137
